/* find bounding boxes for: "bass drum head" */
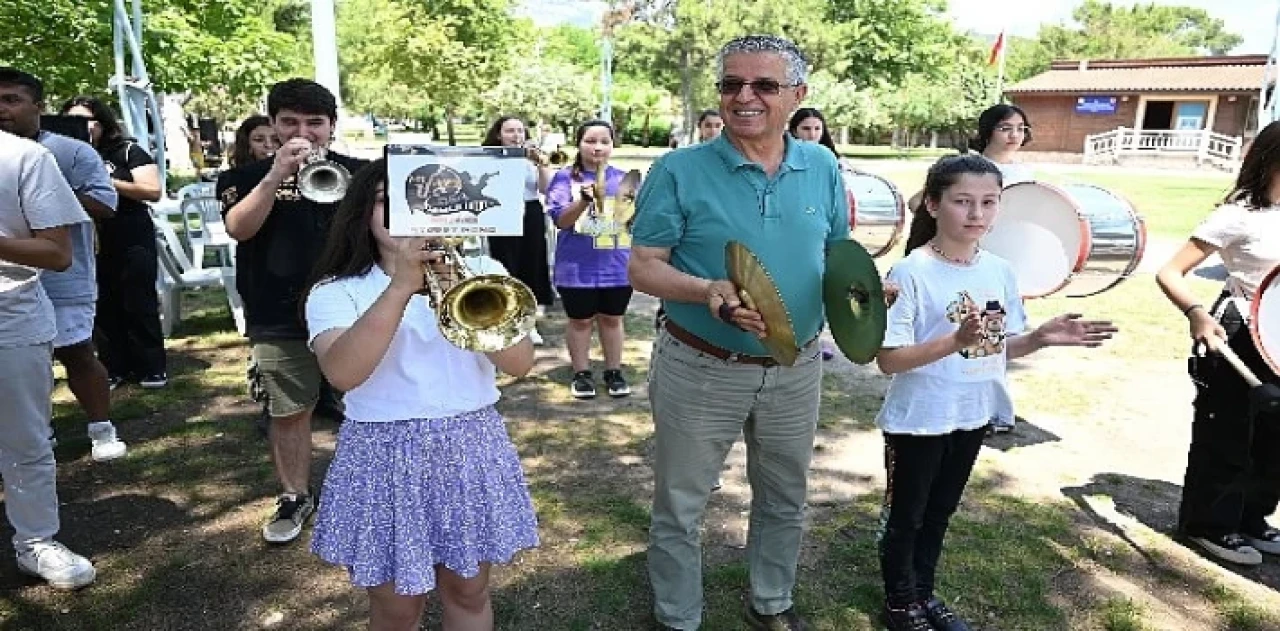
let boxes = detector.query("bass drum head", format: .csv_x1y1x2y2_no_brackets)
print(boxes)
844,171,905,258
983,181,1090,299
1057,184,1147,298
1251,264,1280,376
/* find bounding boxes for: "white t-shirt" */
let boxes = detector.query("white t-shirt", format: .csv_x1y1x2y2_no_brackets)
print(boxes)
524,161,540,202
981,154,1034,185
304,259,510,422
1191,201,1280,300
0,131,91,348
875,247,1028,435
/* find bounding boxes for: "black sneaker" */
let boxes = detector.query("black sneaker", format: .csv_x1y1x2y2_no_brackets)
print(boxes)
1243,525,1280,555
924,597,971,631
1189,533,1263,565
570,370,597,399
107,375,126,391
603,368,631,398
744,604,808,631
139,373,168,389
882,602,932,631
262,492,316,544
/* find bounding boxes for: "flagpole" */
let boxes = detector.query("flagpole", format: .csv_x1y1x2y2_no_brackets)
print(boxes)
995,28,1009,103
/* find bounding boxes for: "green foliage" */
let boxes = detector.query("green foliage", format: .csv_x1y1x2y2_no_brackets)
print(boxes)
479,58,599,132
539,23,601,69
0,0,300,106
1005,0,1245,82
824,0,961,88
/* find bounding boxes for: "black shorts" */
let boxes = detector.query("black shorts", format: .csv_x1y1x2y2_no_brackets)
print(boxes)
557,286,633,319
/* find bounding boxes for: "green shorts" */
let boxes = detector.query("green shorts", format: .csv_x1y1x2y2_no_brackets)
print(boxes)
250,340,321,418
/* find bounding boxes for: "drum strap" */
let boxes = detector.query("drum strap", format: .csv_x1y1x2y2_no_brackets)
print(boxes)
1210,292,1250,326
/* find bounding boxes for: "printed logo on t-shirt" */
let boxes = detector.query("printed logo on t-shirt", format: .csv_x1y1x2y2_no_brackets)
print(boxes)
945,291,1008,359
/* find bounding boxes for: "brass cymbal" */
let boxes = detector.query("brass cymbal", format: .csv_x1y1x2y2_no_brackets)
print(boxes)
615,169,643,227
823,239,886,364
725,240,799,366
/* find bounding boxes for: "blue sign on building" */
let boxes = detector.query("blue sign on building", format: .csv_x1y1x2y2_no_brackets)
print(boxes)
1076,96,1119,115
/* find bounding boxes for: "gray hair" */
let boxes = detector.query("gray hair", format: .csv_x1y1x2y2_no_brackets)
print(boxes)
716,35,809,85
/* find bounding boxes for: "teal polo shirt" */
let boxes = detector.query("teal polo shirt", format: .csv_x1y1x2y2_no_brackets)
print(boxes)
632,133,850,356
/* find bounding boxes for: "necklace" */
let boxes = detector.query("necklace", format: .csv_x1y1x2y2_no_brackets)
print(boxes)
929,240,978,266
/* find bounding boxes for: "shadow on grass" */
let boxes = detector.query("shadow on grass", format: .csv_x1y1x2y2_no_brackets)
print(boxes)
1063,473,1280,597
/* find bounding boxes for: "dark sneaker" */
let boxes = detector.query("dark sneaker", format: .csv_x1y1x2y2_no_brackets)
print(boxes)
924,597,972,631
603,368,631,398
1189,533,1262,565
570,370,597,399
882,602,932,631
262,492,316,543
744,604,808,631
1243,526,1280,555
107,375,126,391
139,373,168,389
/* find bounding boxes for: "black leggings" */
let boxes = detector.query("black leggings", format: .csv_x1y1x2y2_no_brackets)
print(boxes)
879,426,986,606
487,199,554,306
1179,297,1280,539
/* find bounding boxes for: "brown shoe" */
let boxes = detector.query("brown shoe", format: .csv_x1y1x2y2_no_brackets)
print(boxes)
744,604,808,631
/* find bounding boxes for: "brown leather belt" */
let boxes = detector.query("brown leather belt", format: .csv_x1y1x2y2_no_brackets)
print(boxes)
663,319,781,367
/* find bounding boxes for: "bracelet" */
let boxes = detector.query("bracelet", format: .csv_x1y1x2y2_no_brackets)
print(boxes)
1183,304,1204,316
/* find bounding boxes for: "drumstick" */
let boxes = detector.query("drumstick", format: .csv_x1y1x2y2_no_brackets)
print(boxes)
1206,338,1263,388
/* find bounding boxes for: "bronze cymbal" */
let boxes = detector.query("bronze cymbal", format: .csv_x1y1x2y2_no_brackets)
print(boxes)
823,239,886,364
725,240,799,366
615,169,643,227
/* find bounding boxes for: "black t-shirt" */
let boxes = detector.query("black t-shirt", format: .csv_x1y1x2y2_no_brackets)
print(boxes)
216,152,370,341
97,138,158,251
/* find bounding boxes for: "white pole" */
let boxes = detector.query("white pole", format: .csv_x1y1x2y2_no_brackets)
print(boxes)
311,0,345,131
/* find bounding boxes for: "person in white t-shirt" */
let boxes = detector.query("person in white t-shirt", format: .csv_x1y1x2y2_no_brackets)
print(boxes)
968,103,1035,186
0,129,98,590
302,158,538,630
875,154,1115,631
1155,120,1280,568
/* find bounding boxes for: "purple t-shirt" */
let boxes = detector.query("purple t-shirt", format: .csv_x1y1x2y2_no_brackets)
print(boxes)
545,166,632,289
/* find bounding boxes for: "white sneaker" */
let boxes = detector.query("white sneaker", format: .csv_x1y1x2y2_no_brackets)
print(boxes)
88,421,127,462
1244,528,1280,555
16,540,96,589
529,329,545,346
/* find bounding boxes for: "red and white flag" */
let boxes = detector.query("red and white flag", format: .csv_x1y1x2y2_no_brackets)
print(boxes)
988,29,1006,66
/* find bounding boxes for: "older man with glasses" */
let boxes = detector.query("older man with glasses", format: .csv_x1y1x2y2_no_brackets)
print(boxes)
629,35,850,631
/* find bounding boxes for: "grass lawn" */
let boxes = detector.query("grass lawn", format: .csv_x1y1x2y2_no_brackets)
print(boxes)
1,154,1275,630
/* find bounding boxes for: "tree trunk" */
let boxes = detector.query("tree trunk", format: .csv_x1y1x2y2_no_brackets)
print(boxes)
929,130,938,149
680,48,694,145
642,111,652,147
445,106,457,146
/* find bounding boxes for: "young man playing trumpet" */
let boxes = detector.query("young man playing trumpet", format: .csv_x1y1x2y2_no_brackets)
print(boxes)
217,79,369,544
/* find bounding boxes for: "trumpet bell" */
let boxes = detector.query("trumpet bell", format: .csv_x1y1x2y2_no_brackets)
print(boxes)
298,158,352,203
438,274,538,353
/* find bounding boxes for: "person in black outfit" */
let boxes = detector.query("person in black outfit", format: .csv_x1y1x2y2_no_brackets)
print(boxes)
216,79,369,544
481,115,554,345
60,96,166,387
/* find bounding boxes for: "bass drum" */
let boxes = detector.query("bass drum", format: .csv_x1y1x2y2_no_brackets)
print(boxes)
843,170,906,258
1251,264,1280,376
984,181,1146,299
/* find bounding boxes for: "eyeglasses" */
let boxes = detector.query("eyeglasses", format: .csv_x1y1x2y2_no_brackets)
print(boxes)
995,124,1031,134
715,79,798,96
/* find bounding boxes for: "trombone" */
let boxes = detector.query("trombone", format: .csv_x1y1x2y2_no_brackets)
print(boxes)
421,239,537,352
297,146,352,203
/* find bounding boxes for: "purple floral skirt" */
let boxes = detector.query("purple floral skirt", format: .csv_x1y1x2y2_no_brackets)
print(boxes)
311,406,539,595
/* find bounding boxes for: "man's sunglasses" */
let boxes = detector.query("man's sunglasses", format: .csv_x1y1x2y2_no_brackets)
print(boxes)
715,79,798,96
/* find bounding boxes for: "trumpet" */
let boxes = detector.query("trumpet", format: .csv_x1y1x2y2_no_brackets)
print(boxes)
421,239,538,352
297,147,352,203
525,143,569,167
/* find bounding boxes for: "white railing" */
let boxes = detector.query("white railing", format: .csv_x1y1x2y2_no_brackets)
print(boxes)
1084,127,1243,168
